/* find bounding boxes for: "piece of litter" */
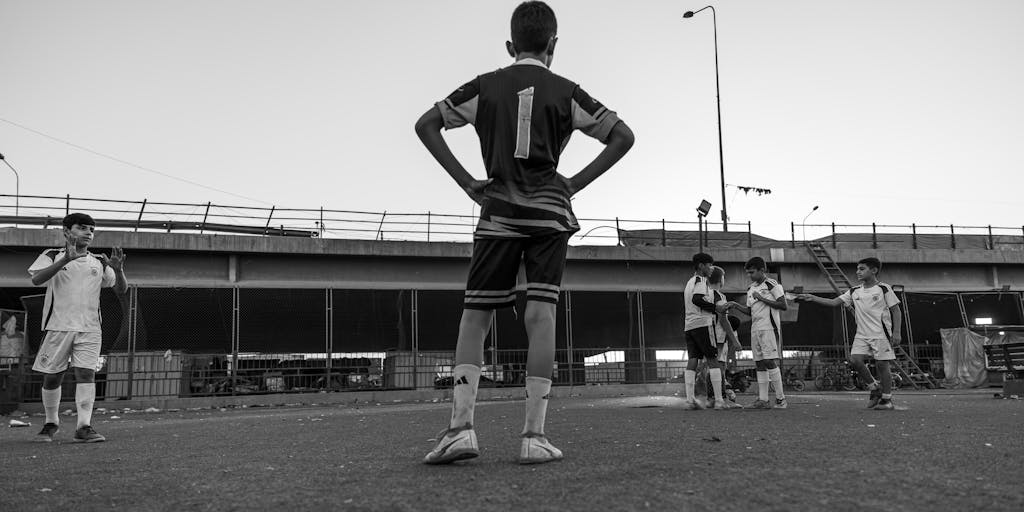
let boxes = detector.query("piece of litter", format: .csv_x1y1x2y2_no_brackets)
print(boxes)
702,436,722,442
110,416,121,419
144,407,161,413
39,488,52,492
867,424,876,428
985,443,993,447
8,419,31,427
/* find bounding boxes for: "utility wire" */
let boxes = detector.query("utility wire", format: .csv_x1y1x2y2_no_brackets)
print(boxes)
0,116,272,206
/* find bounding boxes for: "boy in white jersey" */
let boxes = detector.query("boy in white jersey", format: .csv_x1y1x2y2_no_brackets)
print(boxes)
706,266,742,409
29,213,127,442
727,257,788,409
682,253,730,410
796,257,900,410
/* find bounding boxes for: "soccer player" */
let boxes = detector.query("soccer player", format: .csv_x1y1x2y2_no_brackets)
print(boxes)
415,1,635,464
706,266,743,409
796,257,901,410
29,213,127,442
682,253,730,410
727,257,788,409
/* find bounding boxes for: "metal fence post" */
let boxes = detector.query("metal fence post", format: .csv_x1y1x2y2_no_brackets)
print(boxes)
988,225,994,250
871,222,877,249
427,212,431,242
263,206,275,236
661,219,666,247
231,287,239,396
950,224,956,249
65,194,70,215
614,217,621,246
326,289,333,390
911,223,917,249
747,221,752,248
564,290,573,387
411,289,419,390
790,222,796,248
126,285,137,400
831,222,837,249
134,199,147,232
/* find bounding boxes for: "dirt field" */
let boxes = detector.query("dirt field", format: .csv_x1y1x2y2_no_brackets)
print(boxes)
1,391,1021,512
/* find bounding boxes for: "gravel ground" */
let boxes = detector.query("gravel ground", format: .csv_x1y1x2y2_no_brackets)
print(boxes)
1,391,1021,512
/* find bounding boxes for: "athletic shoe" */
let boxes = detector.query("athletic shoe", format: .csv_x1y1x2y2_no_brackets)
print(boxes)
867,388,882,409
423,426,479,465
73,426,106,443
713,400,727,411
775,398,789,409
749,399,772,410
519,433,563,465
682,399,705,410
35,423,59,443
723,400,743,410
874,398,895,411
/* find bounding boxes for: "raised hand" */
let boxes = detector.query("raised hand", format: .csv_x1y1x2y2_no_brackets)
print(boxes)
96,247,125,271
64,235,86,262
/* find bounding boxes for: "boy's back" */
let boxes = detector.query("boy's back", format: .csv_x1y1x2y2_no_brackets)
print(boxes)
437,60,620,238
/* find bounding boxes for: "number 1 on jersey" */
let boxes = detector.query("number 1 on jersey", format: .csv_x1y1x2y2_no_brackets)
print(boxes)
514,87,534,159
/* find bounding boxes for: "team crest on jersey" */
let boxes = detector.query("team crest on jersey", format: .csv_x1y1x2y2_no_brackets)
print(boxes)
91,268,99,276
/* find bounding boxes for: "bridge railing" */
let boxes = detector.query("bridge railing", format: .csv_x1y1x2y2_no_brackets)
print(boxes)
1,193,725,246
793,222,1024,250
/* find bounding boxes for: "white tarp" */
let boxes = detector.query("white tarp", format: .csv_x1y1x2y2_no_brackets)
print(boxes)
940,328,988,388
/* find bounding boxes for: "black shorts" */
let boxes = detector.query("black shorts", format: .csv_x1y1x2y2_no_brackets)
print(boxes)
463,233,570,310
685,326,718,361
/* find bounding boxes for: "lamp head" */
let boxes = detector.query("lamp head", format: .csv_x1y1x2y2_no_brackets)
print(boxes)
683,11,695,18
812,205,819,211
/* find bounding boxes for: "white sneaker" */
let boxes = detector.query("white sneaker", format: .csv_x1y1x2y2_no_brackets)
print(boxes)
423,426,479,465
775,398,789,409
713,400,727,410
723,400,744,410
519,433,564,465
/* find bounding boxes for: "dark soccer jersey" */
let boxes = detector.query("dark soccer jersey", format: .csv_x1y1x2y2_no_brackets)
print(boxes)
436,58,621,239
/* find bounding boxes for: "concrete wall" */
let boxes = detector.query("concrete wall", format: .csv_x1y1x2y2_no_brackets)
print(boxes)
2,227,1022,293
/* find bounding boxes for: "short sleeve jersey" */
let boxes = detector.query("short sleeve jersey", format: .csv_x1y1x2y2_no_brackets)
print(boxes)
747,278,785,332
839,283,901,340
28,249,116,333
684,274,715,331
436,58,622,239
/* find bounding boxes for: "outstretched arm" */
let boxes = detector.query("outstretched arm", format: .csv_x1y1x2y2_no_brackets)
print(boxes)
414,107,492,204
795,294,845,308
565,122,634,195
889,304,902,345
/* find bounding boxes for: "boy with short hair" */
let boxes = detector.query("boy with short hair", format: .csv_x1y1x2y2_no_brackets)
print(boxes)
796,257,901,410
29,213,127,442
682,253,731,410
706,265,743,409
727,257,788,409
415,1,634,464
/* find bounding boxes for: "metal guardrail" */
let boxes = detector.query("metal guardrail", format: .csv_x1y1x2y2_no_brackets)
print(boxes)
793,222,1024,250
0,193,727,246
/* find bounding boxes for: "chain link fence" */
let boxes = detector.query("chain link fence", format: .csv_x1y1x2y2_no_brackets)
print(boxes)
3,287,1017,403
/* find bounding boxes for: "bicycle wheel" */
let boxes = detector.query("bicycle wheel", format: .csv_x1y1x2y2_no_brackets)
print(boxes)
814,376,826,390
841,376,857,392
792,379,805,392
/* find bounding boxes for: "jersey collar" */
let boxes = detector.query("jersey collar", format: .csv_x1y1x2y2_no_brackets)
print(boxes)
511,57,548,68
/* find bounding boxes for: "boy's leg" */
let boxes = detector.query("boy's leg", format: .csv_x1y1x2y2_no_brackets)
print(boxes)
519,233,568,464
69,333,105,442
850,339,882,408
707,358,724,408
877,360,893,395
33,331,74,441
683,332,699,404
425,238,518,464
522,301,555,435
760,330,786,404
450,309,492,429
750,332,770,406
873,339,897,409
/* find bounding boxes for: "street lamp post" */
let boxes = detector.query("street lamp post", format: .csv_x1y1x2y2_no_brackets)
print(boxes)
683,6,728,232
0,153,19,218
802,205,819,242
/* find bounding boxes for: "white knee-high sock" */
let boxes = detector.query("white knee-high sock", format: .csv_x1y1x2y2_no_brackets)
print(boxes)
767,368,785,400
522,376,552,436
76,383,96,428
42,388,61,425
708,368,724,402
756,371,769,401
683,370,697,401
449,364,480,430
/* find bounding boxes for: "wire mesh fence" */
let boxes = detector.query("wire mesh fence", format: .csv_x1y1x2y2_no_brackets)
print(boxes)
1,284,987,405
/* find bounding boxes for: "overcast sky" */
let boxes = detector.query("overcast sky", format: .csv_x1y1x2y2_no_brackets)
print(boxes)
2,0,1022,240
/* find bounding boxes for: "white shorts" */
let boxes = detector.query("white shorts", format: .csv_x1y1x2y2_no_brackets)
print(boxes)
751,329,780,362
32,331,102,374
851,337,895,361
